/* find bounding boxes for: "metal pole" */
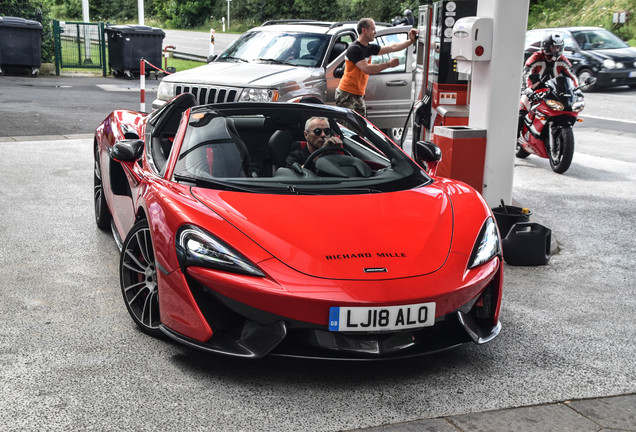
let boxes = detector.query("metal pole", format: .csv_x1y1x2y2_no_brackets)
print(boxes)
138,0,145,25
140,59,146,112
82,0,91,63
227,0,231,30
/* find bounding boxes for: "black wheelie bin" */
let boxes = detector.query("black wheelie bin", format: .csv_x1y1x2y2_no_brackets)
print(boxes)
0,16,43,76
105,24,165,79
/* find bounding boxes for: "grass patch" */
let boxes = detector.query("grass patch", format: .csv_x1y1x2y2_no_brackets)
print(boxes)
163,57,206,73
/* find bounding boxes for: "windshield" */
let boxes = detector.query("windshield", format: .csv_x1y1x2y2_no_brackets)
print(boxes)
570,29,629,50
172,104,431,195
216,30,330,68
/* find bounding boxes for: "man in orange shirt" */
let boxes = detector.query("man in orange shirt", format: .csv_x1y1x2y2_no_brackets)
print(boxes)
336,18,417,117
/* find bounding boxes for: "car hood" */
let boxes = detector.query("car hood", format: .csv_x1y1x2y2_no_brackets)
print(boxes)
162,61,320,87
191,187,454,280
584,46,636,63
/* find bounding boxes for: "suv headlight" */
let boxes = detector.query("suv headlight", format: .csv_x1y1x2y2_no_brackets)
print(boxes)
239,88,280,102
176,225,265,277
157,81,176,101
468,218,500,269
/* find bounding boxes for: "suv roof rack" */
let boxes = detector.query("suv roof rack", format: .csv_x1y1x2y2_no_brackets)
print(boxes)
260,19,394,31
261,19,332,27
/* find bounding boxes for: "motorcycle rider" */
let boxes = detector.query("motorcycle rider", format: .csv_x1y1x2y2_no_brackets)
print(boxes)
518,32,578,136
393,9,415,26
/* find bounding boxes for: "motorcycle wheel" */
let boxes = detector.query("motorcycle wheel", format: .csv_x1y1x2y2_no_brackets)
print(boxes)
548,126,574,174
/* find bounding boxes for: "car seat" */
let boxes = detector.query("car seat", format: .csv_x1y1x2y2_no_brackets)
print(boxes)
301,40,322,61
183,116,251,178
150,93,197,172
328,41,348,63
268,127,306,171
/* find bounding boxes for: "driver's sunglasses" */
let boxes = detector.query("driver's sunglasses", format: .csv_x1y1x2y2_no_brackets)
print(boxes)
311,127,333,136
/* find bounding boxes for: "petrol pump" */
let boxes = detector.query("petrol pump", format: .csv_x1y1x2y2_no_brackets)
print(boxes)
413,0,477,143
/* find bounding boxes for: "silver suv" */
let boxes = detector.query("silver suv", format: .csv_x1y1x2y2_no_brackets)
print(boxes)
152,20,415,137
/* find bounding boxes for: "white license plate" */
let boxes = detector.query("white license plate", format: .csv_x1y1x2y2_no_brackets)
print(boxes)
629,71,636,78
329,302,436,332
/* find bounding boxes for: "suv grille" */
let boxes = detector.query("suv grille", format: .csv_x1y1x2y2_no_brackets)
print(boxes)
175,85,241,105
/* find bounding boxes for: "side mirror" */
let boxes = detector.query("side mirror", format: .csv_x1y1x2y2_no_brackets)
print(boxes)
334,63,344,79
207,54,217,63
111,139,144,162
578,76,597,91
414,141,442,174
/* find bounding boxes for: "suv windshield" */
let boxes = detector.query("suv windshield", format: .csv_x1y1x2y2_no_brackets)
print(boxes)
172,104,431,194
570,29,629,50
216,30,330,68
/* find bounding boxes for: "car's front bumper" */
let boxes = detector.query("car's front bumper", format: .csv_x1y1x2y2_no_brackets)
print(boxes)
595,69,636,88
158,256,503,360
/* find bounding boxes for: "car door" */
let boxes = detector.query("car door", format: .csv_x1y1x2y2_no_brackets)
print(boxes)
325,31,356,103
325,27,415,130
364,27,416,130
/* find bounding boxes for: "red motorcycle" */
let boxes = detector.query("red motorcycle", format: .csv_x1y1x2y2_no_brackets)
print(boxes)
516,74,595,174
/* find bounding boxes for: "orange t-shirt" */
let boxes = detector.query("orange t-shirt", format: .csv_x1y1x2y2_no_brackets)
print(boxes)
338,41,381,96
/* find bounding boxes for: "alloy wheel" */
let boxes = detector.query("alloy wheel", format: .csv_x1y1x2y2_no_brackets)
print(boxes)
120,221,162,335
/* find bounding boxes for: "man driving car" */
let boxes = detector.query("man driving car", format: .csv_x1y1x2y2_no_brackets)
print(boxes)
285,117,343,167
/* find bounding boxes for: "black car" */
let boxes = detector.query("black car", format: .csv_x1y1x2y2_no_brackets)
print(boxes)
525,27,636,91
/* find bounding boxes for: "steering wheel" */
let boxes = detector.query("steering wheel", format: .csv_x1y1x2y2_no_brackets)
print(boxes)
304,145,352,172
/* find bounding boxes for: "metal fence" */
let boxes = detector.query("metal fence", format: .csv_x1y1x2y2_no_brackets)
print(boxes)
53,20,106,76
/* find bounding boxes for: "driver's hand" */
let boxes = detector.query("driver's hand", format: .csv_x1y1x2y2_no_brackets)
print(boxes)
323,136,343,148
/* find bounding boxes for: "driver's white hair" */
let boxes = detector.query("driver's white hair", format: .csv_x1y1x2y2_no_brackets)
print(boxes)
305,117,329,131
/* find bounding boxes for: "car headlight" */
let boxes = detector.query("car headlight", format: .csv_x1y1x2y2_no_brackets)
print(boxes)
545,99,564,111
239,88,279,102
157,81,176,101
603,59,616,69
468,217,500,269
572,101,585,112
176,225,265,277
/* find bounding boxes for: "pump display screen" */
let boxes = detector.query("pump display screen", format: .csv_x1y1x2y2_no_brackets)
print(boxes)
428,0,477,85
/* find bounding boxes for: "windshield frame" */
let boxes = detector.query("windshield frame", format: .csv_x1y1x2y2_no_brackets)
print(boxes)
171,103,432,195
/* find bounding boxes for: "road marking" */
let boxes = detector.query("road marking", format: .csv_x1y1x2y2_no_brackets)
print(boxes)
581,114,636,125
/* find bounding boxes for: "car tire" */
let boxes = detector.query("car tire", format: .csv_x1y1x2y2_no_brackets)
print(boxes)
94,146,111,230
577,69,597,92
120,220,162,336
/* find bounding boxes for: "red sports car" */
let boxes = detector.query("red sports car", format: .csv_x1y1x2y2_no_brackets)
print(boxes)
94,94,502,359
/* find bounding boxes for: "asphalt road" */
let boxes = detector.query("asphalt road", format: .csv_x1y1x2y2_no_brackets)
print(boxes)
163,29,239,59
0,75,635,431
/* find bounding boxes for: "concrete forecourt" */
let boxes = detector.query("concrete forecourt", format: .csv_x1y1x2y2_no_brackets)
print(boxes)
0,76,634,430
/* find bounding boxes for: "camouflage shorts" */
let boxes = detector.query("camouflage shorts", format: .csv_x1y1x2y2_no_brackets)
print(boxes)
335,88,366,117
